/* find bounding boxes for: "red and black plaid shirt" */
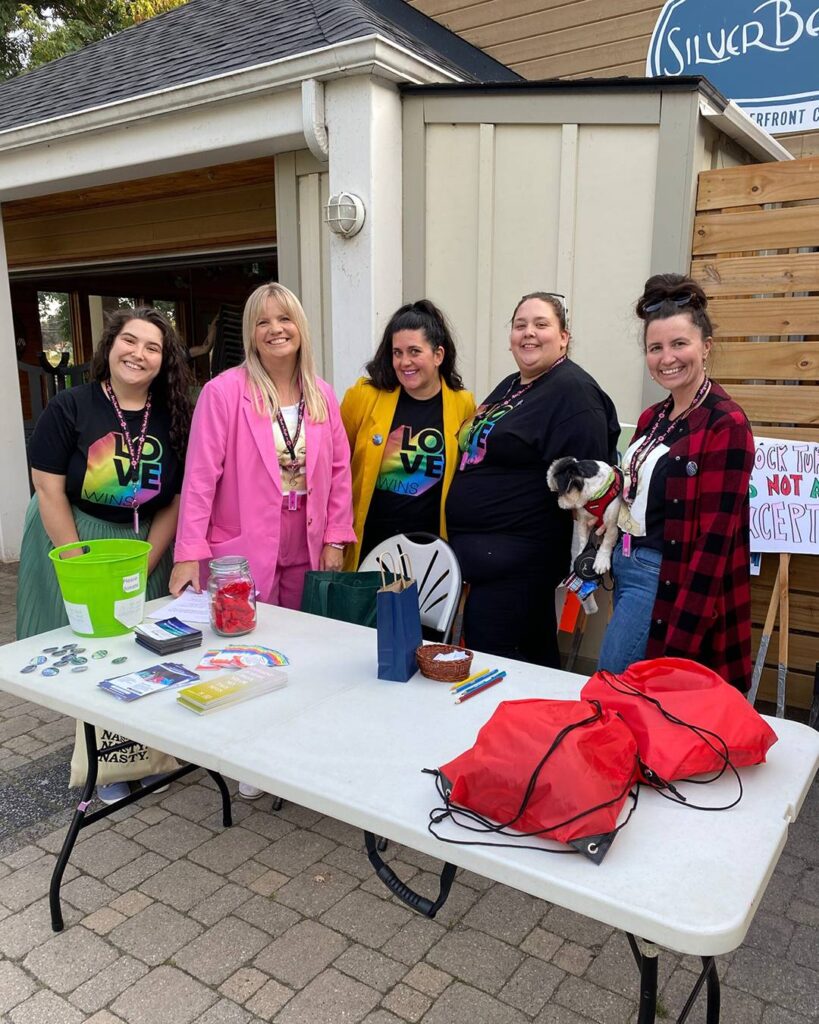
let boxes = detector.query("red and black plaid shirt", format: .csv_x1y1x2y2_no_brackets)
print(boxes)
636,383,754,692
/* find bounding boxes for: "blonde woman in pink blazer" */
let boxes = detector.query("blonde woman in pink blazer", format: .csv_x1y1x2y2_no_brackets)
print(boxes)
170,282,355,611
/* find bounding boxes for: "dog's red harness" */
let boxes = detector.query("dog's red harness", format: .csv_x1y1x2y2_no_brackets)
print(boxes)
584,467,624,528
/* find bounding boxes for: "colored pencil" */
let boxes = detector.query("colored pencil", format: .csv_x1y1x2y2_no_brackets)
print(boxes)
455,672,506,704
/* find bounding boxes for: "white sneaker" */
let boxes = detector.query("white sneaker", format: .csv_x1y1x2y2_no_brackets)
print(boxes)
238,782,264,800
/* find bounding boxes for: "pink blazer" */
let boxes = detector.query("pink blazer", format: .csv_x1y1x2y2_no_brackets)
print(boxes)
175,367,356,602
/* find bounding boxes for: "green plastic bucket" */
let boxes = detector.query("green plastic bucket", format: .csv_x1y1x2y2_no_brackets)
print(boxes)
48,539,151,637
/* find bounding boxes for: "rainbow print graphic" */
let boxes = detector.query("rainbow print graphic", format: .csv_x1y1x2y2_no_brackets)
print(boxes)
82,431,163,508
374,424,444,497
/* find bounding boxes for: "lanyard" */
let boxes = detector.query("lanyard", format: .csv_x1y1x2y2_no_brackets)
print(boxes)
275,399,305,468
625,376,711,504
103,380,152,533
500,354,567,406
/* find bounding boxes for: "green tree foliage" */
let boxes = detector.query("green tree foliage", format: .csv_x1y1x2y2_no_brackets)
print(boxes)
1,1,187,79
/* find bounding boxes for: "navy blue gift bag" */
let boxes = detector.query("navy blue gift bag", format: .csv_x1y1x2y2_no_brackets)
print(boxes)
376,553,422,682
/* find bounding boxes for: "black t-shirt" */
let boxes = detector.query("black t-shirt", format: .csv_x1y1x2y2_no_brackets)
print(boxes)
361,388,445,558
29,382,183,525
446,360,619,542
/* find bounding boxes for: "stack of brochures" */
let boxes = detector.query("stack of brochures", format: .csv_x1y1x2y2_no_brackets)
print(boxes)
134,617,203,656
176,666,288,715
98,662,200,702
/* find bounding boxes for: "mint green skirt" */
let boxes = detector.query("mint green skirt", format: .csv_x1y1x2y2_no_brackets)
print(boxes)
16,494,174,640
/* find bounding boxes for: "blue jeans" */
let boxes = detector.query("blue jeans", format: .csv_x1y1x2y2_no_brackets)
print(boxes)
597,541,662,674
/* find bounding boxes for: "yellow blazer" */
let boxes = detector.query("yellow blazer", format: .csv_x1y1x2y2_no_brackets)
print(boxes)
340,378,476,569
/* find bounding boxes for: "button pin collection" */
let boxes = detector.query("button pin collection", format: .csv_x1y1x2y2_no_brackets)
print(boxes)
21,643,126,677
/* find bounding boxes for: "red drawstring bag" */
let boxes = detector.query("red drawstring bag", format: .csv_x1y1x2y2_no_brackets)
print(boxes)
581,658,778,790
427,699,639,863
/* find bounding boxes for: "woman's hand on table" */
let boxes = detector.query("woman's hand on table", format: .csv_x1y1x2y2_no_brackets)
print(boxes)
320,544,344,571
169,560,201,595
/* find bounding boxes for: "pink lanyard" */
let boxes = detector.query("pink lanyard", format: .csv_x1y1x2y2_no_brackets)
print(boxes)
103,380,152,533
275,399,305,511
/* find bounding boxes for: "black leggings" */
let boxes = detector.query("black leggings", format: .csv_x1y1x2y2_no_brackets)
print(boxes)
449,532,567,668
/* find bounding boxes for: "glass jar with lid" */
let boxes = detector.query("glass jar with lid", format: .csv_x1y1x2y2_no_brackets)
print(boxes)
207,556,257,636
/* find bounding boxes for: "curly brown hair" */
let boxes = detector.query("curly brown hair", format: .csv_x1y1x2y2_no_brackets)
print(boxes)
91,306,193,458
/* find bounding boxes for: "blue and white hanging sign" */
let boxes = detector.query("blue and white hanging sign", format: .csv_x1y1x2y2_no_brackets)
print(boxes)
646,1,819,135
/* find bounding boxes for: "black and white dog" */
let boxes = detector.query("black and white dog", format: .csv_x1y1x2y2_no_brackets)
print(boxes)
546,458,624,576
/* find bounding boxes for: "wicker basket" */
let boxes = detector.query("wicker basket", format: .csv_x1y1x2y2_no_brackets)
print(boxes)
416,643,474,682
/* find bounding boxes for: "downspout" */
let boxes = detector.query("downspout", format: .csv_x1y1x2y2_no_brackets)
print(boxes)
302,78,329,161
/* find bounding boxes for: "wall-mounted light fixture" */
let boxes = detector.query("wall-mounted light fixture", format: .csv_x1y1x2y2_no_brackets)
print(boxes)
325,192,366,237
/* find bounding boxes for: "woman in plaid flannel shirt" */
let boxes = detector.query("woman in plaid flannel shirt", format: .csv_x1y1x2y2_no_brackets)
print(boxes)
598,274,754,691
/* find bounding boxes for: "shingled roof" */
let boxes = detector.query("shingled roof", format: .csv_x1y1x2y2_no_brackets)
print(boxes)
0,0,519,135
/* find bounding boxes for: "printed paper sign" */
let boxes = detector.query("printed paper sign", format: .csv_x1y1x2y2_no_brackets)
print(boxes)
750,436,819,554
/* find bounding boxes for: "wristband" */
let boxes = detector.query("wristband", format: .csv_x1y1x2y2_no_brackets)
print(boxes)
328,543,345,550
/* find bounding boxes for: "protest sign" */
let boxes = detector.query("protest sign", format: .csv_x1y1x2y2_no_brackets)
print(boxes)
750,436,819,555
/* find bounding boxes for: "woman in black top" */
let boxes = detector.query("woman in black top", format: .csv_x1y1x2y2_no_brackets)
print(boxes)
446,292,619,667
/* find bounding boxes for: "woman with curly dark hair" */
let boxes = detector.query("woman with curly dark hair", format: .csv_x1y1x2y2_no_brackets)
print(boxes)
17,306,192,800
340,299,475,569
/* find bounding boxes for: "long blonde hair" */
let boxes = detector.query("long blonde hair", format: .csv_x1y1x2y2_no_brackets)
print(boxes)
242,282,327,422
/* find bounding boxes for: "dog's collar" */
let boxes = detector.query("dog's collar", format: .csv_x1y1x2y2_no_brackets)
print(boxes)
584,467,623,526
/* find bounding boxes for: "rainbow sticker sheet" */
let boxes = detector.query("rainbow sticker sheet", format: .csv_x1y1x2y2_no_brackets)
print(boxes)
196,646,290,671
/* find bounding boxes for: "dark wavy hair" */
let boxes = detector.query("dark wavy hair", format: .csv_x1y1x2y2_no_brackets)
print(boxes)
365,299,465,391
91,306,193,458
511,291,569,332
636,273,714,344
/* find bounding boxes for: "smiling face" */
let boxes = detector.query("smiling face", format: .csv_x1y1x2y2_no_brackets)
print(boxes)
108,318,164,397
392,328,444,399
509,298,569,383
253,295,302,377
645,313,711,408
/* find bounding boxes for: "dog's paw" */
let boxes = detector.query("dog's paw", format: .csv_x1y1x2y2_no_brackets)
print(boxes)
593,552,611,576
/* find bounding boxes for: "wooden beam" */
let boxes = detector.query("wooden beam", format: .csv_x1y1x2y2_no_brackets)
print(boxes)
752,591,817,634
692,204,819,255
721,383,819,425
709,296,819,336
697,156,819,210
691,252,819,296
711,341,819,381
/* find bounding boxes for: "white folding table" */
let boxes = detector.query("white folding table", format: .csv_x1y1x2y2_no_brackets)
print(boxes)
1,601,817,1024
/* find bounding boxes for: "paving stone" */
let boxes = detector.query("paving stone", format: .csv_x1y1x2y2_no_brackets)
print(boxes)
197,997,255,1024
82,906,127,934
325,843,381,881
381,916,446,966
175,915,270,985
138,857,225,911
361,1012,403,1024
420,980,529,1024
381,982,431,1022
108,900,203,965
334,943,407,993
68,954,148,1013
254,918,349,987
533,1007,595,1024
372,874,477,930
725,945,819,1018
68,831,144,879
186,825,270,874
244,978,294,1020
113,818,148,839
134,805,170,825
3,845,45,869
662,969,763,1024
249,867,289,896
84,1013,127,1024
111,965,217,1024
187,882,251,928
8,990,86,1024
520,927,564,962
787,899,819,927
159,783,227,823
219,966,268,1004
554,975,635,1024
312,814,366,848
0,714,40,741
541,906,613,949
109,891,153,917
61,874,118,914
317,888,413,950
788,921,819,970
237,809,297,842
277,802,324,828
228,860,270,887
106,851,170,892
254,829,336,876
402,962,452,997
135,816,212,859
274,861,359,917
0,960,37,1015
582,931,675,999
462,883,545,945
552,941,594,976
274,967,379,1024
761,1007,813,1024
23,924,119,992
499,956,565,1016
0,896,81,958
0,855,77,912
426,926,523,995
743,908,796,957
232,893,300,936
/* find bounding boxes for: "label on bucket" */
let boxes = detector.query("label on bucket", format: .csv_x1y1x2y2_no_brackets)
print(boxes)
64,601,93,635
122,573,141,594
114,594,145,628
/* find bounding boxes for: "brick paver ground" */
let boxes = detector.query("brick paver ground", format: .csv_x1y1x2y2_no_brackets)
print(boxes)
0,559,816,1024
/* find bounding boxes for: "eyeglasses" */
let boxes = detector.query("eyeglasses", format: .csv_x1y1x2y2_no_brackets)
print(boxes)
643,293,693,314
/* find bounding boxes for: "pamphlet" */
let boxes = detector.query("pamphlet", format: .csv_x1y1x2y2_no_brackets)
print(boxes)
177,666,288,714
98,662,200,702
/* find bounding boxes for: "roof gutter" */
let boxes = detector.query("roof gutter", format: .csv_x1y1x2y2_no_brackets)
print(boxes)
698,97,793,162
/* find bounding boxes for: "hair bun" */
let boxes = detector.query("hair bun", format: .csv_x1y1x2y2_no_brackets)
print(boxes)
636,274,707,320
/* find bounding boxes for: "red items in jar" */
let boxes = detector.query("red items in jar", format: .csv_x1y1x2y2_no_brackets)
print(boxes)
208,556,257,636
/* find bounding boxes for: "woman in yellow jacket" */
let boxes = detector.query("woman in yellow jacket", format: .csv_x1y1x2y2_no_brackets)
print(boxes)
341,300,475,569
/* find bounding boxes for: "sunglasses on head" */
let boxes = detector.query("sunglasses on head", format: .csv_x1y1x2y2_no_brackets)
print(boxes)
643,293,694,314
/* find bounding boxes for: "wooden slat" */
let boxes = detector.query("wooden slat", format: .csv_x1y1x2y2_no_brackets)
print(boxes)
754,667,813,710
751,425,819,443
690,253,819,296
469,5,658,51
712,342,819,381
721,384,819,425
692,205,819,255
697,157,819,211
752,591,817,634
757,553,818,592
752,628,819,676
514,36,648,79
709,297,819,336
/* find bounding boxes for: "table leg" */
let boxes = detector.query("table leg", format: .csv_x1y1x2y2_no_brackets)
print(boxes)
204,769,233,827
628,934,658,1024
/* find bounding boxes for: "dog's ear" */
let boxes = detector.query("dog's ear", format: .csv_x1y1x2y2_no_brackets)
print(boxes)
575,459,605,479
547,456,576,492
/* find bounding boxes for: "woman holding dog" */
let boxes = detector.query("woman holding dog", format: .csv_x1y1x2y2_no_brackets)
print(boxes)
445,292,619,667
598,274,754,692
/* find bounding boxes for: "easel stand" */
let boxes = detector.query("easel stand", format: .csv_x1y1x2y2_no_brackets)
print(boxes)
748,553,791,717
